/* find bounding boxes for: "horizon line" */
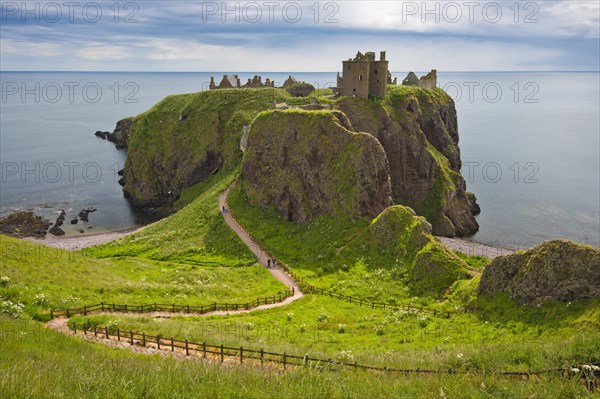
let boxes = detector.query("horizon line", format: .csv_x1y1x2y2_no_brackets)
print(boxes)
1,70,599,74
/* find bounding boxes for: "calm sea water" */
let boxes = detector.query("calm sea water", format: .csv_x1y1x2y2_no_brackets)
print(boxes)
1,71,598,247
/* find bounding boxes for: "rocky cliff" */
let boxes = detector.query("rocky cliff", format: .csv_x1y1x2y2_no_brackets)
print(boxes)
111,86,478,236
478,239,600,304
334,86,479,236
241,110,392,221
108,89,290,208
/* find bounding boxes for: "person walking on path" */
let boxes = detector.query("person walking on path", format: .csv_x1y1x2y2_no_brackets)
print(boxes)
267,259,271,268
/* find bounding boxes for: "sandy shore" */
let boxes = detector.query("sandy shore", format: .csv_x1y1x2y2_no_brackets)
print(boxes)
437,236,515,259
23,227,141,250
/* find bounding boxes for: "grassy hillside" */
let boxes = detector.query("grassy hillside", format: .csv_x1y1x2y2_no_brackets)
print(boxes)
70,294,600,372
1,316,596,398
228,184,475,303
87,171,254,265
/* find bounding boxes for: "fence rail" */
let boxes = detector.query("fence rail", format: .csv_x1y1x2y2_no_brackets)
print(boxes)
50,290,294,319
71,322,600,378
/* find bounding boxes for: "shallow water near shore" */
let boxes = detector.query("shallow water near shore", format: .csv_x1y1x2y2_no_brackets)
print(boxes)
1,71,598,248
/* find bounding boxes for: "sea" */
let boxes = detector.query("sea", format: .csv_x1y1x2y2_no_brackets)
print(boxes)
0,71,598,248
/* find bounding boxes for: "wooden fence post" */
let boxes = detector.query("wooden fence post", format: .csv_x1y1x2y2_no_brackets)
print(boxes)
124,304,127,312
260,348,264,367
172,304,175,312
101,302,104,312
220,344,224,362
283,352,287,370
130,331,134,345
83,305,87,315
73,323,77,334
50,310,54,319
185,340,189,356
157,335,161,350
142,332,146,346
240,347,243,363
105,327,109,339
66,308,70,318
203,342,207,358
117,329,120,341
154,303,157,311
93,325,97,336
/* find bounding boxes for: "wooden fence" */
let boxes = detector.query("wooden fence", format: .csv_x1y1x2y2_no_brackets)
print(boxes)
71,322,599,378
50,289,294,319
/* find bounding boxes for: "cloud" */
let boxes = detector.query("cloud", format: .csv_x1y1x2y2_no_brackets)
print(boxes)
0,0,598,71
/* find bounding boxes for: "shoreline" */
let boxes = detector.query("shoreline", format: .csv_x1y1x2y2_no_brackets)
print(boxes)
20,223,515,258
23,226,141,250
437,236,515,259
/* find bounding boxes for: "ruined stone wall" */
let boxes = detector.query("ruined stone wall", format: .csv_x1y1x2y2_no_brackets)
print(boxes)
368,60,388,98
340,61,371,98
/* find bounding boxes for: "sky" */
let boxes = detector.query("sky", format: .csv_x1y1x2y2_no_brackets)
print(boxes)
1,1,599,71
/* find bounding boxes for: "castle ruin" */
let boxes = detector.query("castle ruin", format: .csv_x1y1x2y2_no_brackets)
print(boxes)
210,74,276,90
337,51,389,98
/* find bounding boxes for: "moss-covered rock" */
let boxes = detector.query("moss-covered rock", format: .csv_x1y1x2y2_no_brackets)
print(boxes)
339,206,472,296
118,88,293,209
478,239,600,305
241,109,392,221
334,85,479,236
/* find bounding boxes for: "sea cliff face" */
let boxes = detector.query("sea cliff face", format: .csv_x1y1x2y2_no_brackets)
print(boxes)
112,89,287,208
110,86,478,237
334,86,479,236
241,110,392,222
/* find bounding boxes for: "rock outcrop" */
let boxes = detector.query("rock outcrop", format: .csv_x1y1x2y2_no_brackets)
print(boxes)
95,118,132,150
0,211,50,238
116,89,285,209
478,239,600,304
242,110,392,222
335,86,479,236
340,206,472,296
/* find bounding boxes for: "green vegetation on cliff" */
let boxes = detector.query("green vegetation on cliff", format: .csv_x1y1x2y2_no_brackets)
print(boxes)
334,85,479,236
121,88,317,207
228,185,473,302
242,109,391,222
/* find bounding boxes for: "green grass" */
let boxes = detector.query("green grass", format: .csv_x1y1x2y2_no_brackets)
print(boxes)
70,295,600,373
0,234,285,321
1,316,596,399
228,184,478,303
87,171,254,265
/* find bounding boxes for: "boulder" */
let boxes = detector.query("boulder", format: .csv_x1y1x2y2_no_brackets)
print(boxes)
478,239,600,304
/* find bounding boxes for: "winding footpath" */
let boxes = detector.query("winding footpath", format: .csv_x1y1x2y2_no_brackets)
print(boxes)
46,184,304,340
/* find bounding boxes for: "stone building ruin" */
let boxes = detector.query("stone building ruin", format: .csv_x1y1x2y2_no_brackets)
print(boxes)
209,74,277,90
337,51,389,98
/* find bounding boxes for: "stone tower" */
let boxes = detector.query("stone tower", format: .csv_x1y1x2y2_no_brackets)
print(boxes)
339,51,389,98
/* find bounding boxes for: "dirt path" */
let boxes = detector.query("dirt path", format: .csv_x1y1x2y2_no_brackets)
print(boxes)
219,184,303,300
